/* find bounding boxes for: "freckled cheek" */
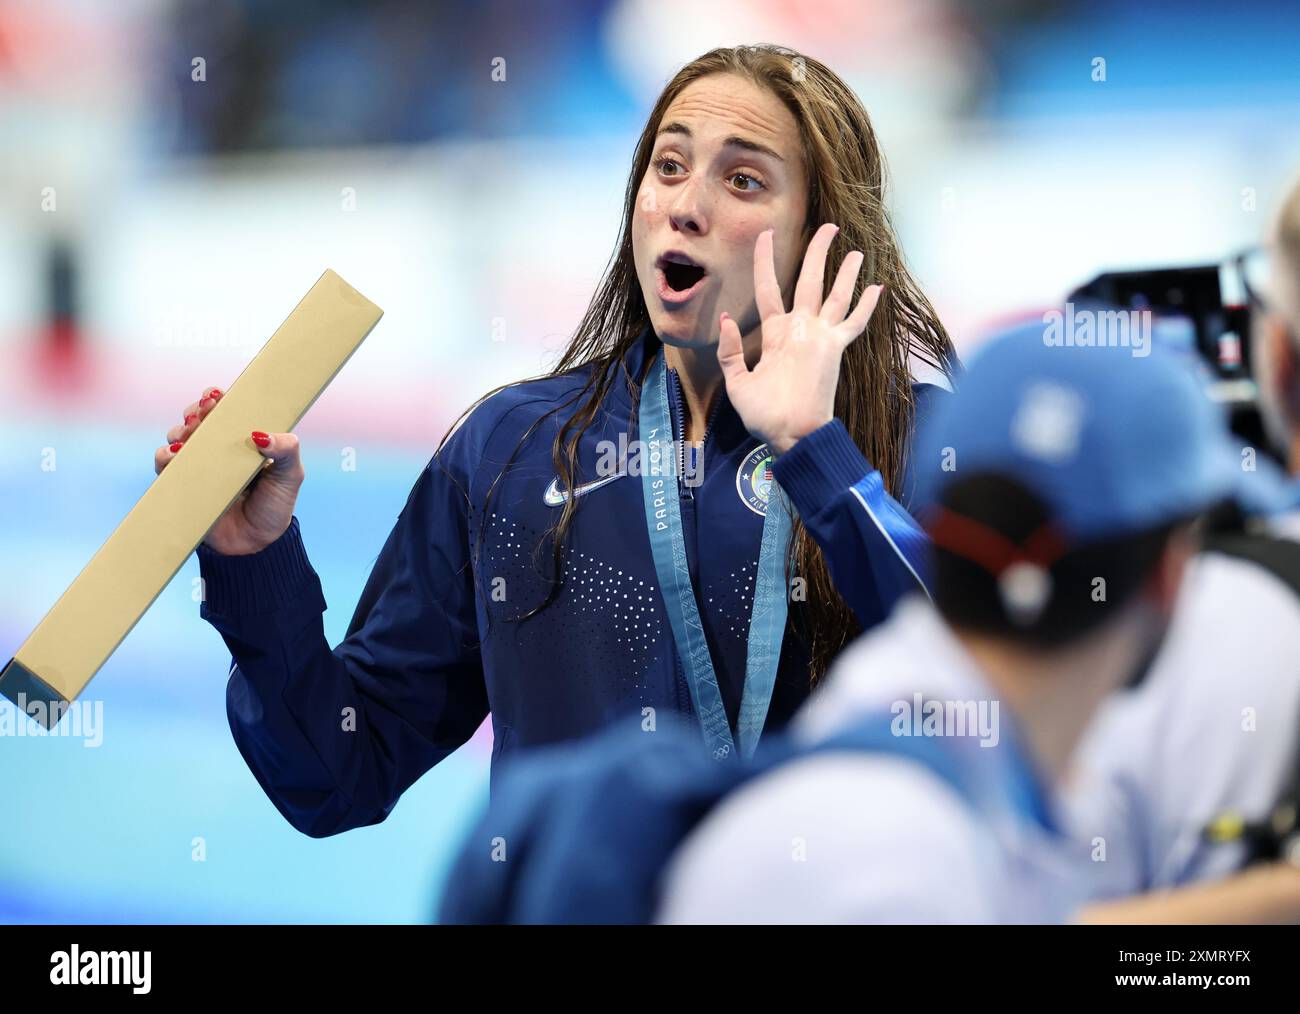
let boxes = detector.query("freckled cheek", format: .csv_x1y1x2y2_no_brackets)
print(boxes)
631,189,664,267
630,213,650,272
633,178,666,227
714,216,772,294
773,228,807,289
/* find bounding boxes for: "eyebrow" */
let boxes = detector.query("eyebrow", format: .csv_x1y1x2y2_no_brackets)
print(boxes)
655,122,785,163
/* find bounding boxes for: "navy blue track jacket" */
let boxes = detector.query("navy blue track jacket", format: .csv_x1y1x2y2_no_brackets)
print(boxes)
196,328,938,837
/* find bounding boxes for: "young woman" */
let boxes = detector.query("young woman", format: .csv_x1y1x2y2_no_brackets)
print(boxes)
155,44,956,837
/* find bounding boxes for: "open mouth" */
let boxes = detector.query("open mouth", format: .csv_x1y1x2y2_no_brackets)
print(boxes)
655,252,708,302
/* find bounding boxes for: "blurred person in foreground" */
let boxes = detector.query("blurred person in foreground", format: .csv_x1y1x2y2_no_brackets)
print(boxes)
1066,176,1300,924
439,321,1277,923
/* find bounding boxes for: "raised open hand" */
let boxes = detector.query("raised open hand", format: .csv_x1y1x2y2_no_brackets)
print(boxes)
718,222,882,455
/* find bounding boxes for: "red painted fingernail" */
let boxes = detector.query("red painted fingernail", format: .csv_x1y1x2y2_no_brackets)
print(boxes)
209,388,222,398
184,414,197,425
251,431,270,448
170,442,183,452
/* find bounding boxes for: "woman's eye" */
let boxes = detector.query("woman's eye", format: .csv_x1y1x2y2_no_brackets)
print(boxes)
655,157,684,178
729,173,764,193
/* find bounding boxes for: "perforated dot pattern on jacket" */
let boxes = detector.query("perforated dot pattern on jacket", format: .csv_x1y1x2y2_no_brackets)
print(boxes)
474,510,669,702
703,558,760,638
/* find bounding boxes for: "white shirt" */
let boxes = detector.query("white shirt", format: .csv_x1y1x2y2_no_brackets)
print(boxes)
1063,512,1300,893
656,597,1092,924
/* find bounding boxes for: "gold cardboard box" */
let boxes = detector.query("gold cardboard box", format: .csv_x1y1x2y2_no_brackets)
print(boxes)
0,269,383,728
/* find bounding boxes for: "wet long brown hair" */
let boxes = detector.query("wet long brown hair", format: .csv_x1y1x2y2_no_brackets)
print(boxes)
443,44,956,687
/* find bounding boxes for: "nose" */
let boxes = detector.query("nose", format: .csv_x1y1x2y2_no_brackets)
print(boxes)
667,176,709,236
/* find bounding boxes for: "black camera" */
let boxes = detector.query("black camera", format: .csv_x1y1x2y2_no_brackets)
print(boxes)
1068,249,1273,458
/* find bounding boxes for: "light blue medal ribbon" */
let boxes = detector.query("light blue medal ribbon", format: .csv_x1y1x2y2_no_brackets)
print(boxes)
639,348,794,761
737,476,793,757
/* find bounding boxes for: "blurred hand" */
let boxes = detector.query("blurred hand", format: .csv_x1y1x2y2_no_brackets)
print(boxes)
719,222,883,456
154,386,305,556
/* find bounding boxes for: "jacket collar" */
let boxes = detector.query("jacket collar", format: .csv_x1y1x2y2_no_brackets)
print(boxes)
605,326,657,419
605,326,749,450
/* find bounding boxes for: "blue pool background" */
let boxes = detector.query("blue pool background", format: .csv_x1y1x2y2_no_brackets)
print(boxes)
0,424,492,924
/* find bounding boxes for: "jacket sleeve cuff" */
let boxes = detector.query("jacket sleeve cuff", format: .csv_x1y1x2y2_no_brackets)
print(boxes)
770,419,872,519
197,516,321,618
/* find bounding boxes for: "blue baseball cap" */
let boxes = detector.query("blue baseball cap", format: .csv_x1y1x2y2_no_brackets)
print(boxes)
913,317,1298,543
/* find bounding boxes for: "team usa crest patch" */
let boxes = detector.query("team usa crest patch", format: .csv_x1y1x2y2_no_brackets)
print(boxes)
736,444,775,516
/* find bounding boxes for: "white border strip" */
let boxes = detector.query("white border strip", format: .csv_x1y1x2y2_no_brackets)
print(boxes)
849,485,933,603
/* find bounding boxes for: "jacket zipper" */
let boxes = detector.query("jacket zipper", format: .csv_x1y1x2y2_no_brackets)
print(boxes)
667,366,724,501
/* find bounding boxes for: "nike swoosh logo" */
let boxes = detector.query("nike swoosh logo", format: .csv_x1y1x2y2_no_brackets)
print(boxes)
543,471,626,507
